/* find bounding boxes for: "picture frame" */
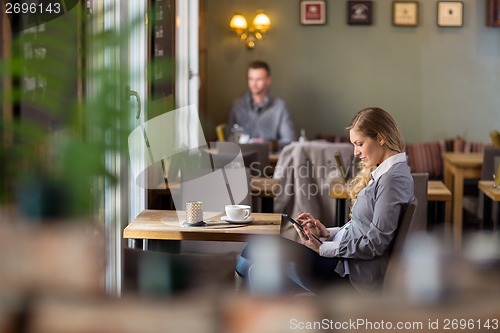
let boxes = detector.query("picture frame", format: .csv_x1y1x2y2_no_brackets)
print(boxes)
392,1,419,27
486,0,500,27
347,1,373,25
437,1,464,27
300,0,326,25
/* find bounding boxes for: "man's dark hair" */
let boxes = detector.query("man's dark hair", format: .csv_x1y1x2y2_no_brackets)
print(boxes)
248,60,271,76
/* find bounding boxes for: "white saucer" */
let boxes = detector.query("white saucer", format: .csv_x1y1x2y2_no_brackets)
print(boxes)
221,215,255,224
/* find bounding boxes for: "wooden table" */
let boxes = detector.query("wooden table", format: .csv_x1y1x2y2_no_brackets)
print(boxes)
250,177,452,227
427,180,452,225
124,210,282,246
269,151,280,166
208,146,280,168
478,180,500,230
251,177,349,217
148,177,280,211
250,177,280,198
442,152,483,249
148,149,281,210
330,180,452,227
250,177,280,213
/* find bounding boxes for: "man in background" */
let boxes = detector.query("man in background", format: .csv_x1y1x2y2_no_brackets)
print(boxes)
227,60,296,149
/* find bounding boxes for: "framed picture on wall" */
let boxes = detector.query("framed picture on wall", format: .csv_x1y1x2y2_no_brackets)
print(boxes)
300,0,326,25
347,1,373,25
486,0,500,27
392,1,419,27
437,1,464,27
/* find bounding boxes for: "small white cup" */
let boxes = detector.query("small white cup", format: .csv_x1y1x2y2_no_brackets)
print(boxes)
225,204,251,221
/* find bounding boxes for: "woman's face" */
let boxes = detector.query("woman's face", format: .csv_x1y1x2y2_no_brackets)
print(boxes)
349,128,386,168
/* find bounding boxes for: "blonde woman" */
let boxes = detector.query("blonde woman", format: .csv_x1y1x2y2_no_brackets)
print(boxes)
236,107,414,293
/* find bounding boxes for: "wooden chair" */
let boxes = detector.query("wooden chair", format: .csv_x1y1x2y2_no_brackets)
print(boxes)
216,123,226,141
462,147,500,225
239,143,270,178
481,147,500,180
490,130,500,148
216,142,270,178
480,148,500,227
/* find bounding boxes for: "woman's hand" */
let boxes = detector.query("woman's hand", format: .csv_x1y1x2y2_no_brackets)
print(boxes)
293,225,322,253
296,213,329,238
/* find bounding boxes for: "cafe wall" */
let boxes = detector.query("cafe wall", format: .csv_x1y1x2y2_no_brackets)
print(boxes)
203,0,500,144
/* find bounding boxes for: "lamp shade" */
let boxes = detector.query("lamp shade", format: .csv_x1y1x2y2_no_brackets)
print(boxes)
230,13,248,30
253,12,270,32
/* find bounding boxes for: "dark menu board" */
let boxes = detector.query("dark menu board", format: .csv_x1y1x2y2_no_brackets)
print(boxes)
149,0,175,100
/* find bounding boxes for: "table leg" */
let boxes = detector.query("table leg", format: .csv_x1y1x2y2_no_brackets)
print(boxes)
453,168,465,251
128,239,143,249
427,201,435,230
443,163,453,225
483,194,493,230
436,201,446,225
496,202,500,231
427,201,446,229
261,197,274,213
336,199,346,227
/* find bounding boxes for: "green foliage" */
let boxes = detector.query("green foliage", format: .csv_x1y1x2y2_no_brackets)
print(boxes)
0,5,133,220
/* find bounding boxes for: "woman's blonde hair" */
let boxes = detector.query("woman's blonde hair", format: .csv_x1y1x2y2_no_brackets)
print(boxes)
346,107,405,208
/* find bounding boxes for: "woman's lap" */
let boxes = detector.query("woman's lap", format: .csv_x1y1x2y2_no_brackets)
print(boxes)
236,236,348,293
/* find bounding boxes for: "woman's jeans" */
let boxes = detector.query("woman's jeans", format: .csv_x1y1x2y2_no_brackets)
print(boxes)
235,236,348,294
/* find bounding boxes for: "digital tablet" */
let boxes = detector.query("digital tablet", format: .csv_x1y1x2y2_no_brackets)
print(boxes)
282,214,323,244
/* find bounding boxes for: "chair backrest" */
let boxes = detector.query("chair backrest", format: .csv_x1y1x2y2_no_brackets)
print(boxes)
238,143,270,177
216,142,270,177
173,167,251,211
209,145,258,172
215,123,226,141
481,146,500,180
495,157,500,185
411,173,428,231
490,130,500,148
474,148,500,221
383,197,418,290
169,148,251,211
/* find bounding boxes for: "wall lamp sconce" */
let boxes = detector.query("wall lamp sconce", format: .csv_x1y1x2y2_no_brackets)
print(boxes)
229,11,271,49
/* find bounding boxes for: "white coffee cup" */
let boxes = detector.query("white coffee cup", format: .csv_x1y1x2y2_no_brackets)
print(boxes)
225,204,251,221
